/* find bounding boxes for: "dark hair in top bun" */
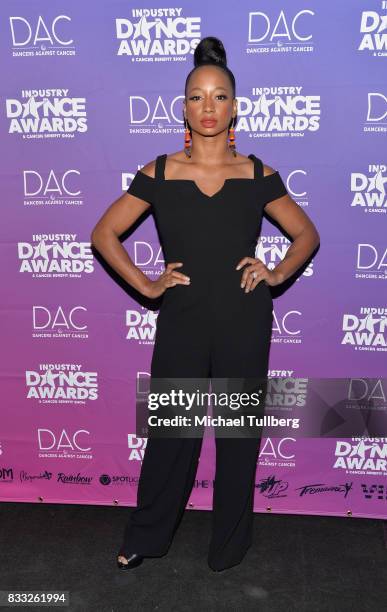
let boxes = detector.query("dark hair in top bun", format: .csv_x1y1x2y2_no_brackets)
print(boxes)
185,36,236,98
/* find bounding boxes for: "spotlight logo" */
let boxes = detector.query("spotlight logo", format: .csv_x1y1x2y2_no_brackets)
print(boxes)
126,307,158,344
32,306,88,340
17,233,94,278
237,86,320,137
350,164,387,214
333,438,387,475
341,306,387,352
6,89,87,138
247,9,315,55
358,5,387,56
23,169,83,207
9,15,76,57
355,243,387,280
115,8,200,59
26,364,98,403
256,235,313,279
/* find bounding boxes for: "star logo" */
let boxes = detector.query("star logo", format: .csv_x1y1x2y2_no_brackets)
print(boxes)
357,313,386,333
33,240,50,259
376,14,387,34
350,440,377,459
141,311,158,328
367,170,387,196
40,369,58,387
254,94,278,119
21,97,46,119
132,16,158,40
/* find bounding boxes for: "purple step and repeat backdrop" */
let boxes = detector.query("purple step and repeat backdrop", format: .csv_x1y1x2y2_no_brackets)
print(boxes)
1,2,386,518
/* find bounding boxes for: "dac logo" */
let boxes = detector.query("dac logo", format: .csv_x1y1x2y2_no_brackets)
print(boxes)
128,94,185,133
347,378,386,404
365,93,387,132
272,309,302,344
247,9,314,54
355,243,387,280
258,437,296,467
33,306,87,336
23,169,83,207
38,428,92,459
132,240,165,278
9,16,75,56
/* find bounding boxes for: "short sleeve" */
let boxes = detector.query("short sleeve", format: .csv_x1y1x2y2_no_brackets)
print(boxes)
261,170,288,208
127,170,155,206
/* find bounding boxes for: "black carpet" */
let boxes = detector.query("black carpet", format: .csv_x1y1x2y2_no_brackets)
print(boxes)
0,501,386,611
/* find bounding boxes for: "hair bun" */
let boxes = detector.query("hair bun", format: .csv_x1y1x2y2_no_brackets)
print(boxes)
194,36,227,68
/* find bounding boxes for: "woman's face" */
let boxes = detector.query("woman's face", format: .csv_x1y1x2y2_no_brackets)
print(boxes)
184,65,236,138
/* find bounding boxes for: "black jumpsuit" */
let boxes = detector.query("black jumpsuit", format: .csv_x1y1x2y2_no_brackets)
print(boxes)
120,153,288,571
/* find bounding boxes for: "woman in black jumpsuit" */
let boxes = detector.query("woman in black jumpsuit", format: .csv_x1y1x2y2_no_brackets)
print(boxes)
118,152,287,571
107,37,319,572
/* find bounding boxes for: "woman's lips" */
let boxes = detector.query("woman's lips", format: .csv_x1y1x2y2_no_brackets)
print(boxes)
201,119,217,126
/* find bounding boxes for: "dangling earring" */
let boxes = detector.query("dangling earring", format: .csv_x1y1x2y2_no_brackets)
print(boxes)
228,116,237,157
184,116,191,158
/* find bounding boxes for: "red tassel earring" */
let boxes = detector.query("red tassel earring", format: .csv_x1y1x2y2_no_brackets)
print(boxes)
184,116,191,158
228,116,237,157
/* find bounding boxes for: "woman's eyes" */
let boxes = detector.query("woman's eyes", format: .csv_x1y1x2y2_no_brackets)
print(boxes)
189,95,227,101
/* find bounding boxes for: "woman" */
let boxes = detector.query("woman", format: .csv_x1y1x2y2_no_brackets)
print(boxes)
91,36,320,572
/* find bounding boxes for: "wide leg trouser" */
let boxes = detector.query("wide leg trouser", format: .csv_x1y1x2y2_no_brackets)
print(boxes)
120,301,272,571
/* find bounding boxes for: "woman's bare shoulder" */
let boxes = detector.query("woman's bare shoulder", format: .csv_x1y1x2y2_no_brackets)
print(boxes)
138,159,157,178
262,163,277,176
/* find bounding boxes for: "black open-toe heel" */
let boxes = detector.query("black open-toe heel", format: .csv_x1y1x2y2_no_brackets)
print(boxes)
116,552,144,570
